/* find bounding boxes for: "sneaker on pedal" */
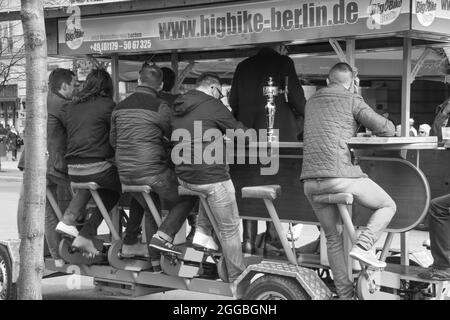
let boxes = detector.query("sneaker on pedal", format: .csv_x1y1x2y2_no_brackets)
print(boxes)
192,232,218,251
54,259,65,268
349,245,386,269
149,234,181,255
56,221,79,238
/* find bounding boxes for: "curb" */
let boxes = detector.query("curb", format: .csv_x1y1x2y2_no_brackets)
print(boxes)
0,176,23,182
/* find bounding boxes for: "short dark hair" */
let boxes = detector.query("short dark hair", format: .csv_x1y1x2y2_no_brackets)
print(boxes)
139,63,163,89
74,69,113,103
328,62,355,84
195,72,221,87
48,68,75,94
161,67,176,92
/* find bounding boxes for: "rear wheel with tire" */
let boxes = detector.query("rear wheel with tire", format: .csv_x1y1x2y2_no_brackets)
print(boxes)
244,274,310,300
0,245,16,300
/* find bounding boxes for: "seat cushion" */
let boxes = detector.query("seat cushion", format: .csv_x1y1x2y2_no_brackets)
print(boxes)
121,184,152,194
70,182,99,191
312,193,353,205
241,185,281,201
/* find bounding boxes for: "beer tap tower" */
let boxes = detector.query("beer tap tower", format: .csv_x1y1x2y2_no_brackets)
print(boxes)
263,77,279,143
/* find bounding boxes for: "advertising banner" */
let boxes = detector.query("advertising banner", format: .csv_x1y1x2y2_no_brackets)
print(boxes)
58,0,411,55
412,0,450,34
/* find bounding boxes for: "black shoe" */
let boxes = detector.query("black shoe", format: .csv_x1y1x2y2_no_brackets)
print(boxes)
149,234,181,255
150,259,162,273
263,242,284,257
186,227,196,243
242,241,255,254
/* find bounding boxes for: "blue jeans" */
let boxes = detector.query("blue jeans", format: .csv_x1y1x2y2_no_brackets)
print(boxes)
428,194,450,271
304,177,396,299
178,178,246,282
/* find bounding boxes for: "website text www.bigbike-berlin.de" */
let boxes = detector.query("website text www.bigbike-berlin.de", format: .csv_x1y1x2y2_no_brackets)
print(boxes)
159,0,361,40
171,123,280,176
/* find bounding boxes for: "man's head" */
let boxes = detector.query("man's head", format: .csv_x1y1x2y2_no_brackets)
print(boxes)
5,124,10,130
327,62,358,92
48,68,76,99
138,62,163,90
195,72,223,100
161,67,176,92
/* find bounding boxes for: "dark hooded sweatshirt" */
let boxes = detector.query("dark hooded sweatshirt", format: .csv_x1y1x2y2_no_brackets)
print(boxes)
172,89,245,184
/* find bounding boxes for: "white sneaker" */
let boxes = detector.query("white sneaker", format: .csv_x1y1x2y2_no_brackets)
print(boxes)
286,224,303,241
54,259,65,268
192,232,218,251
349,245,386,269
56,221,79,238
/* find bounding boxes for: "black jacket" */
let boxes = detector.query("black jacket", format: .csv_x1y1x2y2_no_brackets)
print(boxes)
47,91,71,178
110,86,172,181
62,96,116,164
229,47,306,142
172,89,244,184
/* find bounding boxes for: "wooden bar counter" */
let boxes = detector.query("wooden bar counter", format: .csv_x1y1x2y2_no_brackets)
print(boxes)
229,136,439,232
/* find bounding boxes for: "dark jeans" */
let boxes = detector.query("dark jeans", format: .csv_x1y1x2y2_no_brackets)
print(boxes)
123,194,160,245
69,166,122,240
429,194,450,270
122,168,196,245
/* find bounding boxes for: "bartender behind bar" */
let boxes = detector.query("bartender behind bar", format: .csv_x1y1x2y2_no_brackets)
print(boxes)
229,44,306,254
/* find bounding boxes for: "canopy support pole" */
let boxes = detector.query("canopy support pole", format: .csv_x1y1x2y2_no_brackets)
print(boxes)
329,39,347,63
400,38,413,266
401,38,412,138
111,54,119,103
346,39,355,69
171,51,179,94
410,48,432,81
176,61,195,91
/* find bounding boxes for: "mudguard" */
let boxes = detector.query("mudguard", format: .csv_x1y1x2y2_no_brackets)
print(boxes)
234,261,333,300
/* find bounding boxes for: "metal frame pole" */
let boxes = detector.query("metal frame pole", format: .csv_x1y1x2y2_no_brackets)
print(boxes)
171,51,179,94
111,54,120,103
346,39,356,69
401,38,412,138
400,38,412,266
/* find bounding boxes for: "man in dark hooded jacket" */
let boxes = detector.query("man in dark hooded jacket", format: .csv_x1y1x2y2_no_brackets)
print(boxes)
171,72,246,283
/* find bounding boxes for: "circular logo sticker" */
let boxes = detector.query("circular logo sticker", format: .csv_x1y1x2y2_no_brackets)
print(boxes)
415,0,437,27
368,0,403,26
65,25,84,50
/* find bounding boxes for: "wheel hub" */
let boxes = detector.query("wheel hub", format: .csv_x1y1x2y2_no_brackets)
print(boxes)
255,291,288,300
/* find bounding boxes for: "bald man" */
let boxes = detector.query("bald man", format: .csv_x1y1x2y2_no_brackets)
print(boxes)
300,62,396,299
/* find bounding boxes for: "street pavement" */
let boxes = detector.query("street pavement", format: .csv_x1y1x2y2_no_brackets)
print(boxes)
0,154,439,300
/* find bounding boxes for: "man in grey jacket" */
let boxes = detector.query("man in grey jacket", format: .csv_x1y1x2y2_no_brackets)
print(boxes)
301,62,397,299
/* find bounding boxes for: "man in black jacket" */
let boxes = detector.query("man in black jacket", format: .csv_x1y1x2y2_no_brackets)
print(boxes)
111,64,196,267
19,68,78,267
171,72,246,283
229,45,307,254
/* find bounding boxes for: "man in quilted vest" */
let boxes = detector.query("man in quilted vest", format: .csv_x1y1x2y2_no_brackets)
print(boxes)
301,62,396,299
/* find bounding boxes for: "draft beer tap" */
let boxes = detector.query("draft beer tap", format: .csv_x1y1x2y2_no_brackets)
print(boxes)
263,77,279,143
